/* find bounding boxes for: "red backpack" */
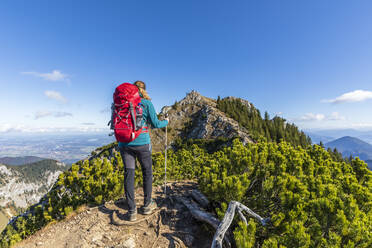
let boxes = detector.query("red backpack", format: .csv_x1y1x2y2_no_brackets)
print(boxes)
109,83,147,142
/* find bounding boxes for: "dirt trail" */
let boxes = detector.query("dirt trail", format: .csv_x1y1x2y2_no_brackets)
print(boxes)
15,182,213,248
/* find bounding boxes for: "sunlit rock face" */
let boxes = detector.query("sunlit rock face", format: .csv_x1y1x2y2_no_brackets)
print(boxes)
0,161,67,215
149,91,254,152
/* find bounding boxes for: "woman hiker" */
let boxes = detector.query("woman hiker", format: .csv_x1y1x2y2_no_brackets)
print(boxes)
118,80,168,221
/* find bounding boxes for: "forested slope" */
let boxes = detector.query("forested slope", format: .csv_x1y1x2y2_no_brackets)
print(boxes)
216,96,311,147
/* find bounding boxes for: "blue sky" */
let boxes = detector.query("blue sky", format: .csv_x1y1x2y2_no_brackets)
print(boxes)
0,0,372,133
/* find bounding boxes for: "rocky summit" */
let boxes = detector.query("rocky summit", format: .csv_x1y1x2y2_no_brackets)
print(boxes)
150,90,254,152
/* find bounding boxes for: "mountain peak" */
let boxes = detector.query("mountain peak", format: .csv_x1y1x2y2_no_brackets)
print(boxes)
327,136,372,146
155,93,254,152
185,89,202,98
180,90,215,106
326,136,372,161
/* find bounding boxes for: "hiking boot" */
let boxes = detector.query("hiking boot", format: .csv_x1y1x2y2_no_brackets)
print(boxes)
142,200,157,215
127,209,137,221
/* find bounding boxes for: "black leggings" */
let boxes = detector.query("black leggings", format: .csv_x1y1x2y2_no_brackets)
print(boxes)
119,144,152,213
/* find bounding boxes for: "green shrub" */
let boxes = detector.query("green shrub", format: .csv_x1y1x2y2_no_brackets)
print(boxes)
1,139,371,248
198,140,372,247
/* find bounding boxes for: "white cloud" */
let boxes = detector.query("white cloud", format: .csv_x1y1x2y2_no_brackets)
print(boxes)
81,122,95,125
328,112,345,121
323,90,372,103
44,90,67,103
22,70,70,82
34,111,72,120
351,123,372,128
0,123,107,133
34,111,52,119
54,112,73,118
300,113,325,121
298,112,345,122
0,124,23,133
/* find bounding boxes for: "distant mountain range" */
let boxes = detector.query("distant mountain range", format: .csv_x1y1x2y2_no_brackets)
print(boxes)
325,136,372,169
366,160,372,169
305,129,372,144
0,156,46,166
305,132,335,144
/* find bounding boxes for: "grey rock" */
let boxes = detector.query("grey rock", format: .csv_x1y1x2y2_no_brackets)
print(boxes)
117,237,135,248
92,233,103,242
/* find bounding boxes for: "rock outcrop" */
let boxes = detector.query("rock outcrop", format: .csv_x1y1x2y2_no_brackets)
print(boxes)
150,91,254,152
88,91,254,157
89,91,255,156
0,160,68,220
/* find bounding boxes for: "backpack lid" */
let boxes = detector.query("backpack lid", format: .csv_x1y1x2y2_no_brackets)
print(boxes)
114,83,141,106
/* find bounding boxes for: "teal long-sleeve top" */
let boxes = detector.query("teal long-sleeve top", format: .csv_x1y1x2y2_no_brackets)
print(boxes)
118,98,168,147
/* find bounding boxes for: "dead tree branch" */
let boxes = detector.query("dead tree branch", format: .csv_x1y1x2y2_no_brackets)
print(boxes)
177,196,232,248
191,189,210,209
211,201,270,248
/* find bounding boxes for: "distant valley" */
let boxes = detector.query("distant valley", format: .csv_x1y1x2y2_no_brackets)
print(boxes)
0,133,115,165
0,133,115,232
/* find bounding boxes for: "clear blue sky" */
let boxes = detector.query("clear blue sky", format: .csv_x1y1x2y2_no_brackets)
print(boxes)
1,0,372,133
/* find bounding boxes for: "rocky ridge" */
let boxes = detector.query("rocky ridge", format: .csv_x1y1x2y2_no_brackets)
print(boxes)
89,91,255,159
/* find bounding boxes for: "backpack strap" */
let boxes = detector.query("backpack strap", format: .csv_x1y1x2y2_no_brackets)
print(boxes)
129,102,137,131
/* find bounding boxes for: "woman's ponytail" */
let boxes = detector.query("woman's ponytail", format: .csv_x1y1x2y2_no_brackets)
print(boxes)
134,80,151,100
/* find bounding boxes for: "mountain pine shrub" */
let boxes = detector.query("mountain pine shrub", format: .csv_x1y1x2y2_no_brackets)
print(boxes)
1,139,371,247
198,139,372,247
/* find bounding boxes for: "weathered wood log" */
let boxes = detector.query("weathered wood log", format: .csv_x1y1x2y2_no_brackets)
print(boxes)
211,201,238,248
178,190,270,248
177,197,220,228
177,196,232,248
211,201,270,248
191,189,210,209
